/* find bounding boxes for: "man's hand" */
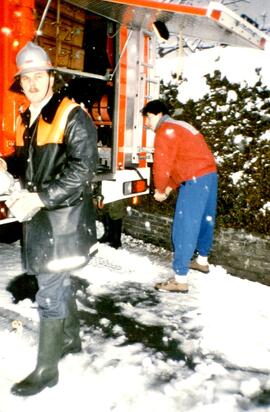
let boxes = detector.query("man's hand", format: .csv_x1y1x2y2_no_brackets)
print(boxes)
6,191,44,222
154,190,167,202
165,186,173,197
154,187,173,202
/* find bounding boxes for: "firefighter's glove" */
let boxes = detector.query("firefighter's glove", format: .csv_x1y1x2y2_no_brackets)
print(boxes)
5,190,44,222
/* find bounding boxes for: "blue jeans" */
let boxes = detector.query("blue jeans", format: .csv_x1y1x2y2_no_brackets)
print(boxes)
172,172,218,276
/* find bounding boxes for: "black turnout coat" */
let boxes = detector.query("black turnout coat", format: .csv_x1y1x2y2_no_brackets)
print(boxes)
7,93,98,274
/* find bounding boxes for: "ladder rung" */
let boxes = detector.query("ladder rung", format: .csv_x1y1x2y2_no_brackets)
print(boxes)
142,29,154,38
140,62,154,68
145,78,159,84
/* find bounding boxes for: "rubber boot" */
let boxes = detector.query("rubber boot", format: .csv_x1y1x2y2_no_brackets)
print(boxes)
11,318,64,397
109,218,122,249
98,214,112,244
61,294,82,358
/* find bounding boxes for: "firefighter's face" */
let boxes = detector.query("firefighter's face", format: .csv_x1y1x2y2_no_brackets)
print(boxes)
144,113,162,131
20,70,54,106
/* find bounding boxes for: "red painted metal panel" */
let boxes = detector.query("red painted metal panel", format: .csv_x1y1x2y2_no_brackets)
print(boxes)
0,0,35,156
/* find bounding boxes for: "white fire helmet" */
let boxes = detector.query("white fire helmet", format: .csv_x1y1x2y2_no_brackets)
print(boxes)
15,41,53,77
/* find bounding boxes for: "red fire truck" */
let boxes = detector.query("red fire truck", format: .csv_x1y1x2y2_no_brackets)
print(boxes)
0,0,268,227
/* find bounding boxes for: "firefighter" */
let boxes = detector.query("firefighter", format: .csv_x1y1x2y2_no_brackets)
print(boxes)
0,42,97,396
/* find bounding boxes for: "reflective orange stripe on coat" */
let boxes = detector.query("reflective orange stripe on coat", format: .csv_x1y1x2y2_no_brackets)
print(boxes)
15,97,79,147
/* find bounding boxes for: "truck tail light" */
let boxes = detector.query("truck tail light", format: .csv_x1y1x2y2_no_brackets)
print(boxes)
123,179,148,195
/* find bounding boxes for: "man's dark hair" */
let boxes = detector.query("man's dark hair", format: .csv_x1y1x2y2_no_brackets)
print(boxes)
141,99,169,116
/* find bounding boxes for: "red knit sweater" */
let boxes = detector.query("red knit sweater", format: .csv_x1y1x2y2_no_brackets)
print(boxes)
153,116,217,192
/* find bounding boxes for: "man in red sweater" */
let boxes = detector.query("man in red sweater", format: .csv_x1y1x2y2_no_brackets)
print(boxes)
141,100,218,293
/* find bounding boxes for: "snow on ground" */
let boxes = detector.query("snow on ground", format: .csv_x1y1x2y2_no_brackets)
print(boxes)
1,233,270,412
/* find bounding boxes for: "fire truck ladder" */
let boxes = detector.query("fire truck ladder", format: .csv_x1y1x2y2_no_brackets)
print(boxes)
139,29,159,104
132,29,159,165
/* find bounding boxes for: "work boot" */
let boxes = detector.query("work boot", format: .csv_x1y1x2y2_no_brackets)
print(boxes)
61,294,82,358
189,260,209,274
11,318,63,397
154,278,189,293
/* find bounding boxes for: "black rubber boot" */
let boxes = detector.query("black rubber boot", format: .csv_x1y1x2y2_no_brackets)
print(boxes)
61,294,82,358
11,318,64,397
109,218,123,249
98,214,112,243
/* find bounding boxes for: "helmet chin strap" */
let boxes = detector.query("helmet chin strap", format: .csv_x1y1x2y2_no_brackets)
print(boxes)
43,71,54,100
